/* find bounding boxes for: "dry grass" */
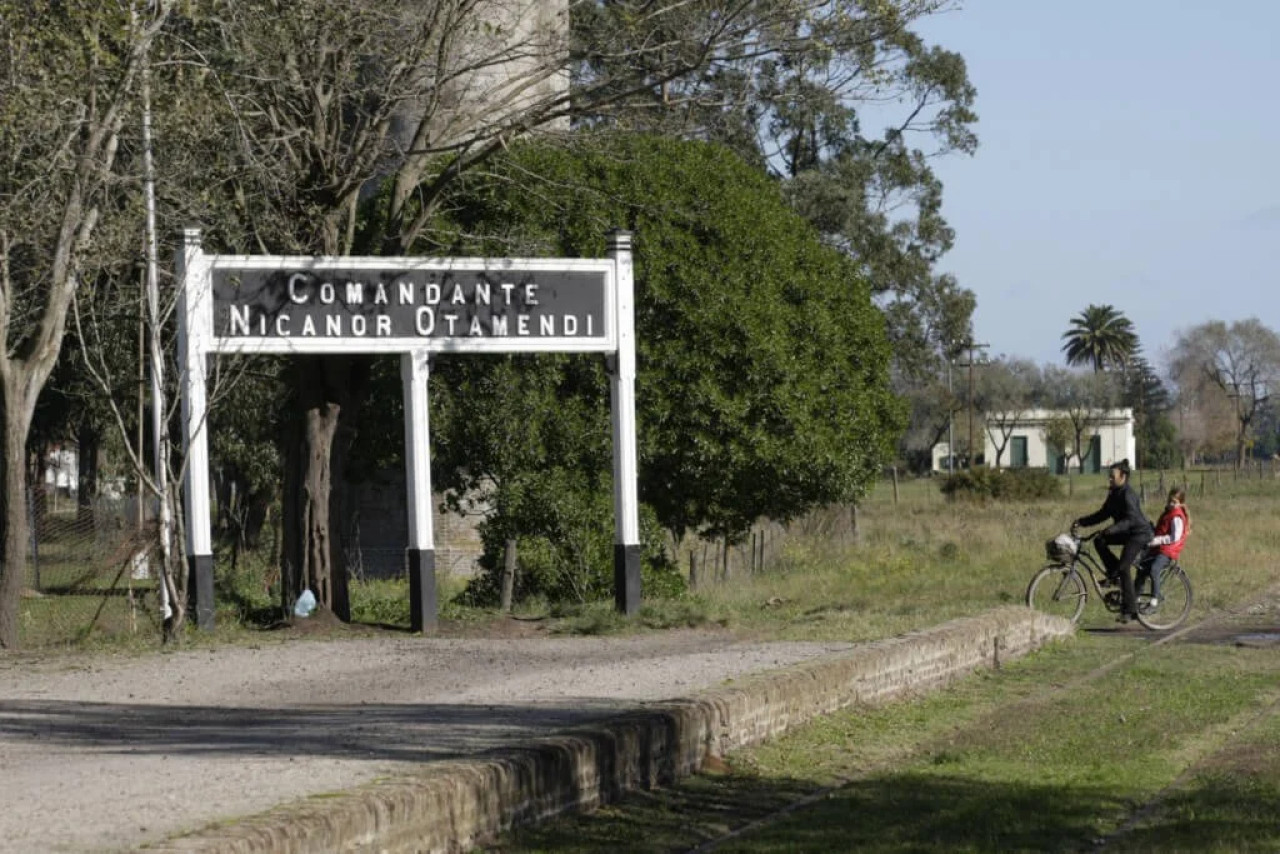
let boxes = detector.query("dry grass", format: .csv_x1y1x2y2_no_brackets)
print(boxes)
693,469,1280,642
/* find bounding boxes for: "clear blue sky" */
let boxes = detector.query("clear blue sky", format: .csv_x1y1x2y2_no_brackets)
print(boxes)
914,1,1279,373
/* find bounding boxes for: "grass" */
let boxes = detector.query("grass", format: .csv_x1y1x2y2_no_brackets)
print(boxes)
15,468,1280,850
465,470,1280,853
480,639,1280,854
19,467,1280,649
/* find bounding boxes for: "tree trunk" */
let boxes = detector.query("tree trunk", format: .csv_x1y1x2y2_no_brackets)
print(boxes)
281,377,341,616
0,385,35,648
279,356,369,621
500,537,517,612
76,419,100,527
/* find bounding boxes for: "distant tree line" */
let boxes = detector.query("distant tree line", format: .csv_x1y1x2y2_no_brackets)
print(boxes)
898,304,1280,474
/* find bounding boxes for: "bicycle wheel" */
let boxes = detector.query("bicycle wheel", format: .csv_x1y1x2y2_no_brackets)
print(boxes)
1026,564,1087,623
1136,564,1193,631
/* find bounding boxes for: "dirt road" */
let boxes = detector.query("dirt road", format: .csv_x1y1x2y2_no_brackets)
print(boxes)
0,629,854,853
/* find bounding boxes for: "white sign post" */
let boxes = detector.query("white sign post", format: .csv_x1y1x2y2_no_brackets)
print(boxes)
176,229,641,631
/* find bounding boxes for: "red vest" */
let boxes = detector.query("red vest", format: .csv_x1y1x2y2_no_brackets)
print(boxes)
1153,504,1188,559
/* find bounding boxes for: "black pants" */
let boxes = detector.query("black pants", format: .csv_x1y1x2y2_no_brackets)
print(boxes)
1095,535,1148,616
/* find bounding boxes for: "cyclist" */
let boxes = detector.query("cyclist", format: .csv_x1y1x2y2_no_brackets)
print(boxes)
1072,459,1153,623
1135,486,1189,611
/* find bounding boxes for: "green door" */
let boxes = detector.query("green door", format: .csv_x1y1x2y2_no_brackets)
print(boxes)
1084,435,1102,474
1011,436,1029,468
1047,444,1065,475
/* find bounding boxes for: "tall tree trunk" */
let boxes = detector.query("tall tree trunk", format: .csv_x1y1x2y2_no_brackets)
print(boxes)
500,538,517,612
280,355,369,620
0,384,34,648
281,362,341,616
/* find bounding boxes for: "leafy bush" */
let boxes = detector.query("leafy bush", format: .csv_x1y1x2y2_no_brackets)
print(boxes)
423,134,902,544
940,467,1062,501
460,479,684,607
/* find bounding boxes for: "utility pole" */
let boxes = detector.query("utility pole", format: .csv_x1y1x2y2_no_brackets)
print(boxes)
955,342,989,468
946,358,954,475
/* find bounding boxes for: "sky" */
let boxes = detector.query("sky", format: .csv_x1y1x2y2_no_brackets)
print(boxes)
911,1,1279,373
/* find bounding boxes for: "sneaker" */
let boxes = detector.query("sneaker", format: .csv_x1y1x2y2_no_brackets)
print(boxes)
1116,612,1136,624
1143,598,1159,613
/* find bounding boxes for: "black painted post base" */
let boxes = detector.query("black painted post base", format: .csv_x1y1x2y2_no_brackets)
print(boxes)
188,554,215,630
408,548,438,633
614,543,642,615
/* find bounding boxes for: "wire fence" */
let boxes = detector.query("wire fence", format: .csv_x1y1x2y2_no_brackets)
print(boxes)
21,488,163,647
865,461,1280,509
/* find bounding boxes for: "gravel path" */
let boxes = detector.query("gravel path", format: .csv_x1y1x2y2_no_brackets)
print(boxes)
0,630,854,853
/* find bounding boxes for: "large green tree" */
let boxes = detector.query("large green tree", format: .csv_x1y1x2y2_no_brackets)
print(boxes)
424,135,903,549
1061,304,1138,373
576,0,979,381
166,0,962,618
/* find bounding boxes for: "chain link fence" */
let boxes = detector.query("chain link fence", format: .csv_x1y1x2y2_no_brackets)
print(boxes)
20,487,162,647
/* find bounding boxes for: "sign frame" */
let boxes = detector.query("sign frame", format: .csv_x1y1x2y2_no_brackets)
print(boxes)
176,229,641,631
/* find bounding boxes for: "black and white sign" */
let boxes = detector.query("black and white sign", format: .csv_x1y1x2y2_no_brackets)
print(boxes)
213,267,609,345
176,232,639,633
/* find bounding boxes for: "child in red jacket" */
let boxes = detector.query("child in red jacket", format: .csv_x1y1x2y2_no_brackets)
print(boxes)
1136,486,1189,609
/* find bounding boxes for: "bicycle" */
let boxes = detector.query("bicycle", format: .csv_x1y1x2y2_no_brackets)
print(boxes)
1026,529,1193,631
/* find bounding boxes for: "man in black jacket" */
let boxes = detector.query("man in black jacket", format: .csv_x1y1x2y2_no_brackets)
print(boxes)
1073,459,1153,623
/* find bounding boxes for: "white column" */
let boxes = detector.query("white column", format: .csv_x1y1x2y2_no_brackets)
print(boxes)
401,349,437,631
607,230,641,614
176,228,215,628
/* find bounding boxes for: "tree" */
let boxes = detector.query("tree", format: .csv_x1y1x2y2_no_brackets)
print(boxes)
1172,381,1235,468
1121,352,1175,469
977,359,1038,467
894,369,961,473
1042,415,1075,475
0,2,175,648
1062,304,1138,373
1169,319,1280,469
1042,367,1118,473
576,0,979,381
170,0,968,618
426,135,903,546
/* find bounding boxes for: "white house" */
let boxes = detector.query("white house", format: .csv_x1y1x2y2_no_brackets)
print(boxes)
933,408,1136,474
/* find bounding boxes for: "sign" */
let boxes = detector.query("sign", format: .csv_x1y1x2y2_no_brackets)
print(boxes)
176,231,640,633
212,266,610,347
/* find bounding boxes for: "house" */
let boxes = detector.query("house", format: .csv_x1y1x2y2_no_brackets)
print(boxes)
933,408,1136,474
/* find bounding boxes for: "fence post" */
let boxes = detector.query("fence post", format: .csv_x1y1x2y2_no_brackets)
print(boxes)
689,551,698,590
891,466,899,505
26,487,40,592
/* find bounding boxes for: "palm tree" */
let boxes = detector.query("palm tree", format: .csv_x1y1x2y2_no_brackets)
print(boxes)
1061,304,1138,372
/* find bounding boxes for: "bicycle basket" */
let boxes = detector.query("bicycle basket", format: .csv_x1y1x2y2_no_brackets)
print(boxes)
1045,533,1078,563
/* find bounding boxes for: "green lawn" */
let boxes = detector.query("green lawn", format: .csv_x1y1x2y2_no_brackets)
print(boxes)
483,637,1280,853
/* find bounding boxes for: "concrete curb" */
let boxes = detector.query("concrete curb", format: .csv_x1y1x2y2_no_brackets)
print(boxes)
149,606,1073,853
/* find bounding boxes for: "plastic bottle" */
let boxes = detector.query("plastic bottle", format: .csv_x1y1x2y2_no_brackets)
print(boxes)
293,588,317,618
